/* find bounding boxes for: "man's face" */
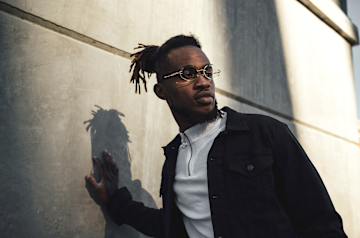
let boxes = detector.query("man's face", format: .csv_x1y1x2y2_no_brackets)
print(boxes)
160,46,217,124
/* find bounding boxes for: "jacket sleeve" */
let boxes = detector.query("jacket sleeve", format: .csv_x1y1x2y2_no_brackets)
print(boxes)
272,124,347,238
106,186,165,238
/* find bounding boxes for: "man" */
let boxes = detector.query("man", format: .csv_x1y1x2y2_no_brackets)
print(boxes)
85,35,347,237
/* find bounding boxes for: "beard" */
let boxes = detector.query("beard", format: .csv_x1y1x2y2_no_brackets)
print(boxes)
170,100,219,125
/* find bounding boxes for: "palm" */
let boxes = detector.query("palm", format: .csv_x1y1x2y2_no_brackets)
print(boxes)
85,150,119,202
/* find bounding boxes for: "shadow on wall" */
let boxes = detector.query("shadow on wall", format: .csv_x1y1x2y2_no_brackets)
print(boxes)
84,106,157,238
219,0,296,135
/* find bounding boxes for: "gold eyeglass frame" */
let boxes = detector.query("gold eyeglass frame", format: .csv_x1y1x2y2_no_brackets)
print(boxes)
163,64,221,82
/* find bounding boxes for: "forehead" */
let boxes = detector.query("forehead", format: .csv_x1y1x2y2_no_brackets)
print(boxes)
167,46,210,71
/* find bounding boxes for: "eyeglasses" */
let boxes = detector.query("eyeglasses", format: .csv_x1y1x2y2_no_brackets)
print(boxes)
163,64,221,82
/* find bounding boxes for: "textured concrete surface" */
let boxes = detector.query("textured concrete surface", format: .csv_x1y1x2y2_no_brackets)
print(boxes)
0,0,219,53
295,123,360,237
298,0,358,45
0,11,177,238
0,0,294,119
1,0,358,128
275,0,358,142
1,0,360,237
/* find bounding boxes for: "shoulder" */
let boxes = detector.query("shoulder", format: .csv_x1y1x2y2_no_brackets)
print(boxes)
223,106,286,129
222,106,289,146
242,113,285,128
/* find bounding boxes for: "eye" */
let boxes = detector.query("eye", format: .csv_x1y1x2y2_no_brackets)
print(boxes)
206,65,221,79
205,66,213,78
182,69,197,79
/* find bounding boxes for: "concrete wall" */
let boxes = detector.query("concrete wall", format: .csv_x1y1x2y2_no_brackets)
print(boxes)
0,0,359,237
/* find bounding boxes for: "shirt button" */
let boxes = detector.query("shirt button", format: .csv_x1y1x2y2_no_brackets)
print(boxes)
247,164,254,171
212,195,218,199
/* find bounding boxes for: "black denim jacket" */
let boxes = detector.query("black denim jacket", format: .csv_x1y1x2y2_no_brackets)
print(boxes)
106,107,347,238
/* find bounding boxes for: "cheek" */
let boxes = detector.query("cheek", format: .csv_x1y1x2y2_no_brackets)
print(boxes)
168,87,189,100
175,80,195,88
166,81,195,105
166,89,181,107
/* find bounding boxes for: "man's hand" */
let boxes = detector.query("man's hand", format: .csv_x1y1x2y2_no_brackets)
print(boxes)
85,150,119,202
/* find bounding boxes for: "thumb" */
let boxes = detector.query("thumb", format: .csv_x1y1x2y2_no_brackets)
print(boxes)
86,174,99,189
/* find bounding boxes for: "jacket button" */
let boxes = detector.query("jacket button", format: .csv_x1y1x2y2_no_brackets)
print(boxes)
210,158,214,161
172,147,175,150
247,164,254,171
212,195,218,199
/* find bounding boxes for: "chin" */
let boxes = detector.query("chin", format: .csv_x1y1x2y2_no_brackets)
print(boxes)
199,104,215,114
171,100,219,124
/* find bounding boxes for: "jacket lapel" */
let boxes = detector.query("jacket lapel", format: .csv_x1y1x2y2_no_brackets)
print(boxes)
163,134,181,176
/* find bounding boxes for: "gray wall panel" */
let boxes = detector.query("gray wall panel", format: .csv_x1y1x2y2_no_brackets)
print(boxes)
0,11,177,237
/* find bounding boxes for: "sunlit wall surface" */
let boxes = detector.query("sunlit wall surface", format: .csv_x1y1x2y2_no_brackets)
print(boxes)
0,0,359,237
347,0,360,119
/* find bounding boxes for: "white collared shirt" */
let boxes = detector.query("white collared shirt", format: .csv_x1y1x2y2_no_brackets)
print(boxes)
173,112,227,238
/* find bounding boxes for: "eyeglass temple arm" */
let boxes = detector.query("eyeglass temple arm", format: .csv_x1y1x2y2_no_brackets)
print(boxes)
163,72,180,79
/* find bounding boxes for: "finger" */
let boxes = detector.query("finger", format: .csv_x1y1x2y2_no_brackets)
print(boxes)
108,153,115,175
85,174,99,189
107,153,115,175
111,158,117,176
93,156,105,179
103,150,112,174
110,155,119,178
115,167,119,178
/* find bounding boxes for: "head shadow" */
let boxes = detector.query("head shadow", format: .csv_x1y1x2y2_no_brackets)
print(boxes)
84,105,157,238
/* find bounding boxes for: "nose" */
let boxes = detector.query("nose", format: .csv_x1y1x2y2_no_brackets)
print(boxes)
193,73,212,89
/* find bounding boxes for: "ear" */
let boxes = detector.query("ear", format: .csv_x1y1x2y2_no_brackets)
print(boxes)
154,83,167,100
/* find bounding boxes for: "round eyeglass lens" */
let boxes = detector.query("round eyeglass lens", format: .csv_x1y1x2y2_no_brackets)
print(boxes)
181,65,198,80
204,65,213,79
207,65,220,80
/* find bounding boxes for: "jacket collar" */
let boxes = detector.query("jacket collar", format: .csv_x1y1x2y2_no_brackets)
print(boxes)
164,107,249,151
162,134,181,154
221,107,250,132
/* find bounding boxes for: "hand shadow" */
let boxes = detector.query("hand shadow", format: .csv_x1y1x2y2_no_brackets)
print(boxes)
84,105,157,238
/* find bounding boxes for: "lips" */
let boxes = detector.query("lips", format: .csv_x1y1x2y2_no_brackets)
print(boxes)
194,90,214,104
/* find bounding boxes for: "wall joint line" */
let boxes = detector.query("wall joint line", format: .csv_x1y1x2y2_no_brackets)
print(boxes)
216,88,359,145
0,1,132,59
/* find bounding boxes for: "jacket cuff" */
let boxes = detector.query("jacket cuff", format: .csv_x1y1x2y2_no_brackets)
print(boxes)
106,187,133,226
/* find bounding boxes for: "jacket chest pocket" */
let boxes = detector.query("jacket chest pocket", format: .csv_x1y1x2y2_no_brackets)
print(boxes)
227,155,274,211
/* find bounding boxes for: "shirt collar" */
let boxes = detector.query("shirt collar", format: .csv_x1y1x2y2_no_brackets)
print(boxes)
179,112,226,143
164,107,249,153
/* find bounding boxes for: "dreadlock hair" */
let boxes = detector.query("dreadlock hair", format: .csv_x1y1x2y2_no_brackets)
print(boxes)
129,34,201,94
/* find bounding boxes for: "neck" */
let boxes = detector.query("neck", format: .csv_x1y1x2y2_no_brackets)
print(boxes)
172,112,199,132
170,108,220,132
